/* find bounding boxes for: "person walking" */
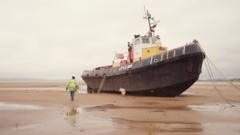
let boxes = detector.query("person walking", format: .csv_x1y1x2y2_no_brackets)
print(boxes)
66,76,79,101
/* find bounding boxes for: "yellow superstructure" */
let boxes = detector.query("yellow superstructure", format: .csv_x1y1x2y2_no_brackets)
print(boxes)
112,36,167,67
142,45,167,60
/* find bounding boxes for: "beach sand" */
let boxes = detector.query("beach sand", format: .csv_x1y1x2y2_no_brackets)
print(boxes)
0,82,240,135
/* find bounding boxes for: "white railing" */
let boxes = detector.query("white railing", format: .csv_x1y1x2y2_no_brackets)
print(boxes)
84,43,201,77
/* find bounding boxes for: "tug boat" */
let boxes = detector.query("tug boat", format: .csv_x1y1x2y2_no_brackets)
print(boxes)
81,10,205,97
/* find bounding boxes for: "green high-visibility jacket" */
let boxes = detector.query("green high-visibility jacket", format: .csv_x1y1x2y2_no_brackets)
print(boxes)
67,79,79,91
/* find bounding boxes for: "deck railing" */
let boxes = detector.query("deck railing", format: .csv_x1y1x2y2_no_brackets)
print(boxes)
82,43,202,77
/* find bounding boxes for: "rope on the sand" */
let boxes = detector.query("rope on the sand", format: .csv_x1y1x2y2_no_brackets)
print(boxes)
204,58,235,108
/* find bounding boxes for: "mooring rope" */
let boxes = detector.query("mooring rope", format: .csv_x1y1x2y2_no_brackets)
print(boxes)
198,43,239,108
206,56,240,92
204,58,235,108
199,41,240,91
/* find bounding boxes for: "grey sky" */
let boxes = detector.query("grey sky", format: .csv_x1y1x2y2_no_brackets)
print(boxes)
0,0,240,80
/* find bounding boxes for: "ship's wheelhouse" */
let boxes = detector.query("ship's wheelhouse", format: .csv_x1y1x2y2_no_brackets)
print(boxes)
132,35,166,61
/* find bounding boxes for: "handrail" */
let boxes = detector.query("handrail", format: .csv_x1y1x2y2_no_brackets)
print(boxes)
83,43,202,77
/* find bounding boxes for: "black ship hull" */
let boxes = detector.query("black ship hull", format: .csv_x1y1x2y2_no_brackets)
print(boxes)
82,43,205,97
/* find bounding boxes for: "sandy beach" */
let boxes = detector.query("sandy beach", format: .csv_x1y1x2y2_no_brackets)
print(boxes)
0,82,240,135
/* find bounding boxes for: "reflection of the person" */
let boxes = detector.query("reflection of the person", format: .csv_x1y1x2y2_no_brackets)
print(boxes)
66,106,78,127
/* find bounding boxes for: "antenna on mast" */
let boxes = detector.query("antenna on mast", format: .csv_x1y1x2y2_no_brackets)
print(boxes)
143,8,159,37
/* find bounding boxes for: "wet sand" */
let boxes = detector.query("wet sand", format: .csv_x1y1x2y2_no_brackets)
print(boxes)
0,82,240,135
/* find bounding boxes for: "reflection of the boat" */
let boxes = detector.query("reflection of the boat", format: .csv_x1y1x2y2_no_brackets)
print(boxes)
66,106,78,127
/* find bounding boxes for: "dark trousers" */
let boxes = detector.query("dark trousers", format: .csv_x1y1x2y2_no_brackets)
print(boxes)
69,91,75,101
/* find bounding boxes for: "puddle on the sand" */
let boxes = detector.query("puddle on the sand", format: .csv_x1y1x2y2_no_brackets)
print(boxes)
63,105,115,134
188,104,221,112
113,118,202,133
65,106,113,128
188,104,239,112
84,103,240,114
84,104,189,112
0,102,42,110
65,106,85,127
66,107,78,127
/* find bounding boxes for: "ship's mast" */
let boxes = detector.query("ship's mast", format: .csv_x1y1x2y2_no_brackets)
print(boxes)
144,9,159,37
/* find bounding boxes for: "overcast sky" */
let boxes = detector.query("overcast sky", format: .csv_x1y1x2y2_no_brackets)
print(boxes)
0,0,240,81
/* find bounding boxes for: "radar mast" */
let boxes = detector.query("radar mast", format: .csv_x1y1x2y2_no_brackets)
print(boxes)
144,9,159,37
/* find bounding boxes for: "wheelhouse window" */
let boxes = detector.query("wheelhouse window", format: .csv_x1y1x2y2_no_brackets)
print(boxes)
135,38,140,45
142,37,150,44
151,37,157,44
